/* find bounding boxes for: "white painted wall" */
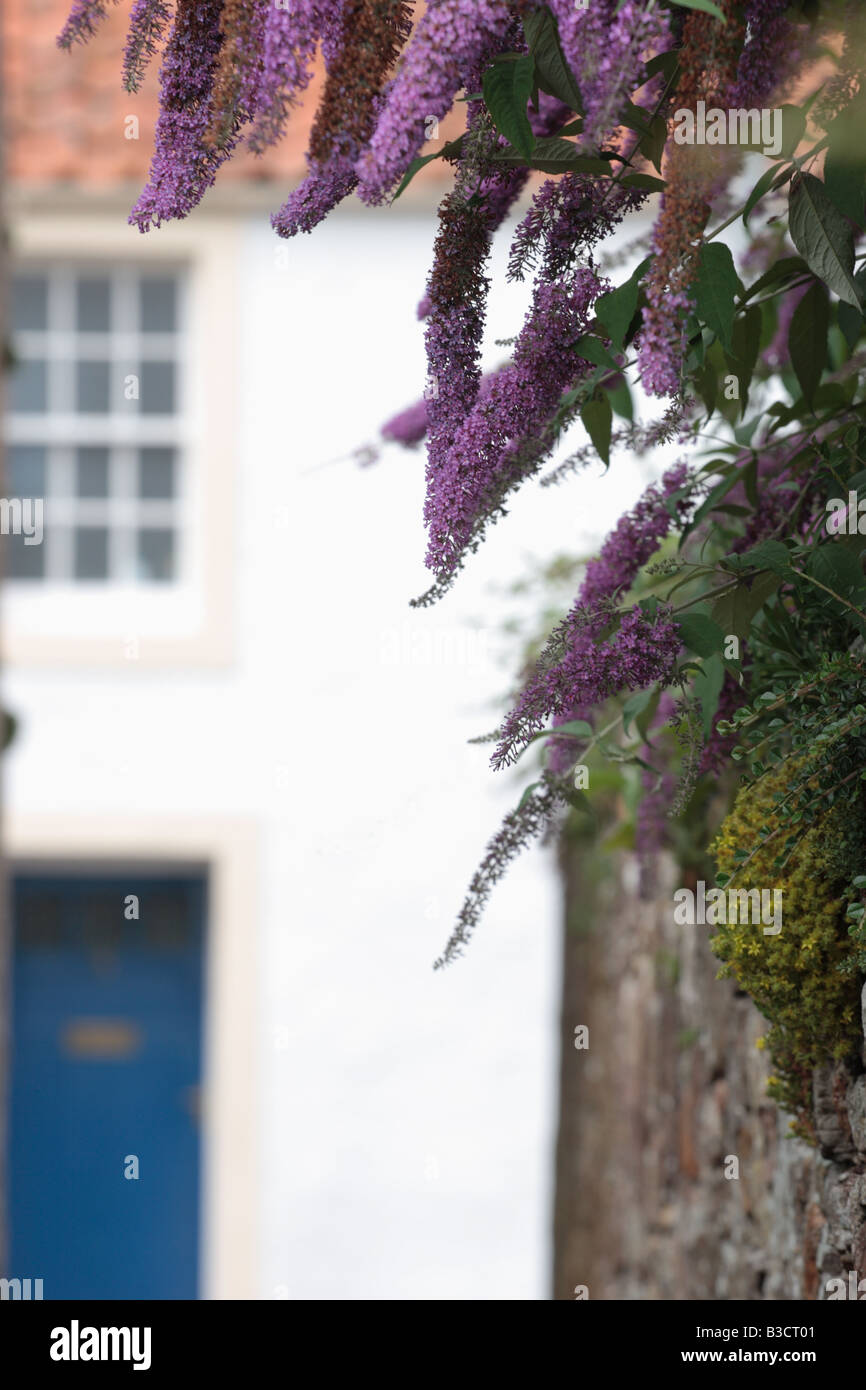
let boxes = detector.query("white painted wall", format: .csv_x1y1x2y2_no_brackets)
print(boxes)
4,201,659,1300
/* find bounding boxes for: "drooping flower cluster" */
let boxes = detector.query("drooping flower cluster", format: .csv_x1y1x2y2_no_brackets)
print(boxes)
508,175,646,284
493,462,693,771
549,0,670,152
354,0,516,205
122,0,171,92
273,1,414,237
731,0,800,109
638,0,745,395
246,1,324,153
381,397,429,447
425,268,606,581
58,0,114,50
130,0,237,231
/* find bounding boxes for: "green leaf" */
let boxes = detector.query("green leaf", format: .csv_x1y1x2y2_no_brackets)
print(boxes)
574,335,621,371
711,572,782,642
693,653,726,738
482,55,535,160
492,137,611,174
581,392,612,465
517,780,542,809
393,140,462,200
788,279,829,408
693,242,741,352
690,470,746,528
639,112,667,174
517,718,594,762
778,104,806,161
735,539,794,576
724,304,761,417
808,543,866,604
838,296,863,351
788,172,864,309
621,688,655,738
561,786,595,818
740,255,808,302
617,101,653,135
643,50,681,84
822,149,866,228
742,163,784,227
671,0,725,19
594,259,649,350
619,173,666,193
676,611,725,657
522,8,583,114
635,686,661,742
693,356,718,418
540,719,594,746
608,377,633,421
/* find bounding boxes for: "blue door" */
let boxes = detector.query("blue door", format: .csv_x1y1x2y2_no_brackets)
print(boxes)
6,871,206,1299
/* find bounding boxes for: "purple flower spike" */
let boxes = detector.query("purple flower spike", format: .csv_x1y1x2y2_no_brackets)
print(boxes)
355,0,515,205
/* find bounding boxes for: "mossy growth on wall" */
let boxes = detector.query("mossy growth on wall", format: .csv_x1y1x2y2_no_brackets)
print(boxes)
711,761,866,1137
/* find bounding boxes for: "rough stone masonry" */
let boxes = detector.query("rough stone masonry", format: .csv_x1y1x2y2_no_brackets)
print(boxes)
552,847,866,1300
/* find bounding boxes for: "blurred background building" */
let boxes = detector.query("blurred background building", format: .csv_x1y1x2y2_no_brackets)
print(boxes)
0,0,652,1300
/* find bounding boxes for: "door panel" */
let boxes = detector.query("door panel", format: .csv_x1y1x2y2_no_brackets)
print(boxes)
6,872,205,1300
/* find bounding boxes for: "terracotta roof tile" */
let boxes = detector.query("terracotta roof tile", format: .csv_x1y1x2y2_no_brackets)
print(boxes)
2,1,456,198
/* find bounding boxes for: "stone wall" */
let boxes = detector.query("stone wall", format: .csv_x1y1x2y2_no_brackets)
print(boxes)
552,845,866,1301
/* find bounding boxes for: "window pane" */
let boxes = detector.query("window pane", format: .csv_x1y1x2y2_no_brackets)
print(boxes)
8,445,46,496
10,360,47,413
76,360,110,413
6,530,46,581
139,361,175,415
137,527,174,581
12,275,48,331
140,278,176,333
74,526,109,580
138,447,175,499
76,447,110,498
76,276,111,332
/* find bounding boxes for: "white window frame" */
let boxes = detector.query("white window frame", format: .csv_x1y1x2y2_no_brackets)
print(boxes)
3,206,239,668
8,262,187,586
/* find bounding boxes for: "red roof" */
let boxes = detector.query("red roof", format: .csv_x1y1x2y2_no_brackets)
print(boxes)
3,1,456,197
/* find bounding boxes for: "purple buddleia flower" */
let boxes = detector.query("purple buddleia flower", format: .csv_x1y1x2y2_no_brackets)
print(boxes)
425,268,605,579
58,0,114,49
637,282,692,398
419,87,569,506
247,0,324,154
355,0,515,205
272,4,413,237
731,0,797,108
381,397,429,447
580,1,669,150
508,174,646,283
129,0,239,231
122,0,172,92
272,153,359,236
493,462,693,769
419,90,571,484
582,461,690,606
547,0,669,150
494,605,682,770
